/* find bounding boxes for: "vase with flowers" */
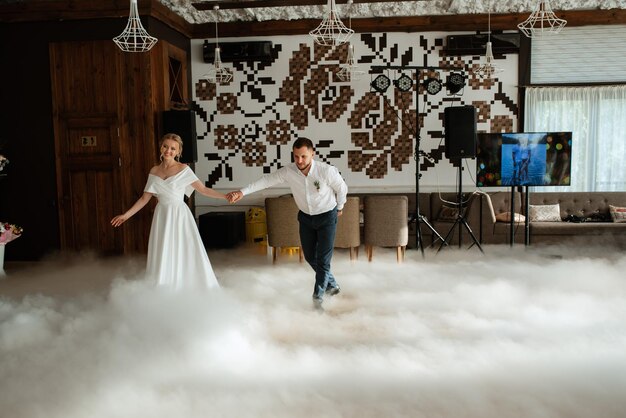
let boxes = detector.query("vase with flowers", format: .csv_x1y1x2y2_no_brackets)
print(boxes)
0,222,22,277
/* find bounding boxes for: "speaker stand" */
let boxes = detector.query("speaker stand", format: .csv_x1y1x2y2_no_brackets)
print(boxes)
438,163,483,253
370,64,466,256
411,109,448,256
411,180,448,255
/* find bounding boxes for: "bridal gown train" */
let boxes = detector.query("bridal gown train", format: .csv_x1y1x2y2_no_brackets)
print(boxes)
143,166,219,289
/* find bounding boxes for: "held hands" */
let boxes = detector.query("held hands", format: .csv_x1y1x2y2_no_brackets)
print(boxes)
226,190,243,204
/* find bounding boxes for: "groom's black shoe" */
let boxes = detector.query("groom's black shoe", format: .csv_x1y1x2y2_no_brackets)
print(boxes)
312,297,324,311
325,286,341,296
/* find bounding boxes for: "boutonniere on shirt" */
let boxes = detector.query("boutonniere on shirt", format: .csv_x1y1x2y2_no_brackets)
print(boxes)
313,180,320,191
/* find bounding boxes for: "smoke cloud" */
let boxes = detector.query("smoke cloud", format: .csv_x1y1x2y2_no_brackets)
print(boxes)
1,245,626,418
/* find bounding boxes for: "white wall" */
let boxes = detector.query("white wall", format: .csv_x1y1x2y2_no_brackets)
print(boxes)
189,31,519,211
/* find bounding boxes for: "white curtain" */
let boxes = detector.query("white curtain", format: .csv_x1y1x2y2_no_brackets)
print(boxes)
525,85,626,191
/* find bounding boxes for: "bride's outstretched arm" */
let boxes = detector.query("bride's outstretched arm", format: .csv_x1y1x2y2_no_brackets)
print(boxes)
191,180,228,201
111,192,153,227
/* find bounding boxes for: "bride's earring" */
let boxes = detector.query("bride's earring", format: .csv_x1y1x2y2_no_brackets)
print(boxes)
160,154,164,162
175,154,180,162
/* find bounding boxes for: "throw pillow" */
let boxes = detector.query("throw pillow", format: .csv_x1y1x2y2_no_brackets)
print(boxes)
495,212,526,223
438,206,458,221
529,204,561,222
609,205,626,223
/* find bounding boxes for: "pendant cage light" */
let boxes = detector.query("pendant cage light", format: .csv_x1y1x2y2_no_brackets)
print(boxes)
202,5,233,85
309,0,354,46
336,1,364,82
337,44,365,81
113,0,158,53
517,0,567,38
474,2,504,80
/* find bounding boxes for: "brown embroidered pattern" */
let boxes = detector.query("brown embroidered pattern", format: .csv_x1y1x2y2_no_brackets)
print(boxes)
217,93,237,114
194,33,518,186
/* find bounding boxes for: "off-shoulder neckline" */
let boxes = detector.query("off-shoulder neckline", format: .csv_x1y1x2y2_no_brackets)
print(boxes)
149,165,189,181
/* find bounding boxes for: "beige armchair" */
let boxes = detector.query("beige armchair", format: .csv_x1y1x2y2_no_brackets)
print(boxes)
363,195,409,262
265,196,303,263
334,196,361,260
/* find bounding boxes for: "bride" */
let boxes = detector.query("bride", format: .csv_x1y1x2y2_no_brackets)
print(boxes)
111,133,227,289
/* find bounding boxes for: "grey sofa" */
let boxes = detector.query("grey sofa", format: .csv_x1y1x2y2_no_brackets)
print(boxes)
478,191,626,247
528,191,626,246
478,191,526,245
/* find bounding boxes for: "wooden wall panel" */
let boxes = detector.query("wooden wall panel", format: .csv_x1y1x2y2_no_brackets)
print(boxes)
1,14,191,261
116,51,156,254
114,40,186,255
51,40,189,256
68,170,89,249
50,41,124,254
50,42,118,114
95,170,120,253
64,166,120,253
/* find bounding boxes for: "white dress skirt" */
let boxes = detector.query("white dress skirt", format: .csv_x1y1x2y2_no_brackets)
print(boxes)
143,166,219,289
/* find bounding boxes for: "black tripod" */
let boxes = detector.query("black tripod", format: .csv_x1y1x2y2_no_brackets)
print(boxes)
438,163,483,253
370,64,465,255
411,138,448,256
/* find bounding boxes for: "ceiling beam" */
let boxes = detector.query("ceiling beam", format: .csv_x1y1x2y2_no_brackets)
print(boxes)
192,0,426,11
0,0,194,37
2,1,626,40
192,9,626,38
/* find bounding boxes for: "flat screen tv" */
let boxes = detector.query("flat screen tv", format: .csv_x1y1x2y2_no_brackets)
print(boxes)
476,132,572,187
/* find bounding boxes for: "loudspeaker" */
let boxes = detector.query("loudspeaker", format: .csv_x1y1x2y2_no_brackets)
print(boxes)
444,105,477,160
163,110,197,163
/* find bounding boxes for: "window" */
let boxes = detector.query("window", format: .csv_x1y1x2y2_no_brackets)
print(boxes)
525,86,626,191
531,25,626,84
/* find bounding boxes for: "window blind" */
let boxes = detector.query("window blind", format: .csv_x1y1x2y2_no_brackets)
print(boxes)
531,25,626,84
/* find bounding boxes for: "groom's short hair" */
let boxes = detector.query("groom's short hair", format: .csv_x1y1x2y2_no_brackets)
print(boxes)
293,137,314,151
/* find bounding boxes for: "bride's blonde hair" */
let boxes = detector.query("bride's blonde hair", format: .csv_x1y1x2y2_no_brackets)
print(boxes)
160,133,184,161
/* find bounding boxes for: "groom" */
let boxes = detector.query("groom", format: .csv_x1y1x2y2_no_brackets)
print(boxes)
227,137,348,309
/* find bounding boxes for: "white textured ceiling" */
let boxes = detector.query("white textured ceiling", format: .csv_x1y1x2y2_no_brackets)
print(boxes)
160,0,626,24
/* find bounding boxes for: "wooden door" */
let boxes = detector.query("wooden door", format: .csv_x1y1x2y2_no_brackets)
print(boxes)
57,116,122,253
50,41,123,254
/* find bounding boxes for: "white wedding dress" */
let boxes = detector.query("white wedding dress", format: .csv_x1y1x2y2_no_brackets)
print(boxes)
143,166,219,289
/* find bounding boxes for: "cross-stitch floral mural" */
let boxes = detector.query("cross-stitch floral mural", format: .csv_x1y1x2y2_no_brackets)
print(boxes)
190,31,518,202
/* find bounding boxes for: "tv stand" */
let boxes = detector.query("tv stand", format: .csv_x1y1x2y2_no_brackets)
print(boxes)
508,185,530,246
